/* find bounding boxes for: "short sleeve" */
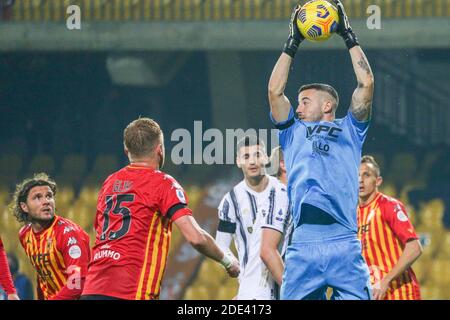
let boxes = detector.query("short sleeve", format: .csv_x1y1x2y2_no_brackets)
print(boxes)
270,107,296,150
262,187,290,234
158,175,192,221
347,110,370,143
217,193,237,234
382,200,418,246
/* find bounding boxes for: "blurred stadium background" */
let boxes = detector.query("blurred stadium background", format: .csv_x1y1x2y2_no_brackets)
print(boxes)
0,0,449,300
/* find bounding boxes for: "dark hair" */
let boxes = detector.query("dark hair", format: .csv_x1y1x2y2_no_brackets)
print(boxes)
10,173,57,224
124,117,163,158
236,135,266,155
298,83,339,110
361,155,381,177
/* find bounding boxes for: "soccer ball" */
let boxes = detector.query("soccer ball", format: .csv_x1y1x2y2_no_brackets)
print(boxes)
296,0,340,42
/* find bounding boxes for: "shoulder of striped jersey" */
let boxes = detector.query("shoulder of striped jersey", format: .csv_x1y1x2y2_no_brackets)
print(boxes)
18,224,32,238
379,193,404,207
54,216,85,234
276,181,287,193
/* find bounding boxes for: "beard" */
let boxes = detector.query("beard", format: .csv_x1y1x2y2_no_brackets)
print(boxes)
28,212,55,226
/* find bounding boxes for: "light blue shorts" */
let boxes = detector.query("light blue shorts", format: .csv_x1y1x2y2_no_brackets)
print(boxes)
280,223,372,300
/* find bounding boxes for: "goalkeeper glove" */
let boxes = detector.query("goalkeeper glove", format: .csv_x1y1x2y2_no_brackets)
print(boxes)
333,0,359,49
283,5,304,58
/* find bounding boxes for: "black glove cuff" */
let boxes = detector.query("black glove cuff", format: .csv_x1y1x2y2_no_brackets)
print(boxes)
342,28,359,50
283,37,300,58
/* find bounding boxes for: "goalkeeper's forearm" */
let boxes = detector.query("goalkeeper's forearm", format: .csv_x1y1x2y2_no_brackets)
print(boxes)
269,53,292,98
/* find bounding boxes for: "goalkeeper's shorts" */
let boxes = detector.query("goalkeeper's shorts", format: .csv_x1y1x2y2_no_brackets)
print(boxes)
280,222,372,300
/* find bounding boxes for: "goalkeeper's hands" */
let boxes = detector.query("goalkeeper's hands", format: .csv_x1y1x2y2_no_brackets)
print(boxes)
333,0,359,49
283,5,304,58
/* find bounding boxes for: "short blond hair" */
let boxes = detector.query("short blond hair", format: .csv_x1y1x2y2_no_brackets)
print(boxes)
361,155,381,177
124,118,162,158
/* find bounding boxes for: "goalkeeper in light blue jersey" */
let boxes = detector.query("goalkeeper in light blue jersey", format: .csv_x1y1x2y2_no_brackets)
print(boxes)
267,0,374,300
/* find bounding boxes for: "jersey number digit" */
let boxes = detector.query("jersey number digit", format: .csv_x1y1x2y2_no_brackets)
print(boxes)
100,194,134,241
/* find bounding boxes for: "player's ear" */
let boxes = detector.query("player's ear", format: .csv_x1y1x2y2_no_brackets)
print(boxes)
156,143,163,156
323,100,333,114
262,152,269,166
124,146,129,156
20,202,29,213
236,156,242,168
280,159,286,172
376,176,383,188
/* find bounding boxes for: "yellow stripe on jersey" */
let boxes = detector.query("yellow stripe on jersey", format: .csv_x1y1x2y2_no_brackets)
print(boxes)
368,207,384,273
49,230,67,288
135,213,158,300
375,212,395,272
55,242,66,271
145,218,163,299
154,226,170,297
40,228,60,295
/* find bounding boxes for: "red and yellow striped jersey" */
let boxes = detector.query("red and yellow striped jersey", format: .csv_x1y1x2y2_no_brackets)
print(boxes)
18,216,91,300
0,236,16,295
357,192,421,300
82,165,192,300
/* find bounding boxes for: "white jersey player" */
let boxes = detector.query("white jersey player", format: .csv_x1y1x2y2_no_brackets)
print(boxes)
216,136,290,300
261,146,293,292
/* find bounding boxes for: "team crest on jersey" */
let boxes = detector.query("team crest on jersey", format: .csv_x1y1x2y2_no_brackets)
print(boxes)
275,209,283,222
261,209,267,217
69,245,81,259
176,189,186,204
46,238,53,250
395,205,408,222
247,227,253,234
367,209,376,223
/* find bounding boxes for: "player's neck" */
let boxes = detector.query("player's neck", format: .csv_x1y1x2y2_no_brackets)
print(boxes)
31,216,55,233
359,190,379,207
278,173,287,186
245,175,269,193
129,158,159,170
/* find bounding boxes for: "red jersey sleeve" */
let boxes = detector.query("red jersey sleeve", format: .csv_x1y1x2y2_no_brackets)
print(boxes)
381,198,418,246
0,237,16,295
158,174,192,222
52,225,91,300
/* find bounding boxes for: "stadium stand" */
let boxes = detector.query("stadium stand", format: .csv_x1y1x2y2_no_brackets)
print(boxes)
6,0,450,22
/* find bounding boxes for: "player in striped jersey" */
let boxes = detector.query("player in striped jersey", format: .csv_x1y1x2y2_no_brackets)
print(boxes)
260,146,292,289
0,236,19,300
11,173,91,300
216,137,290,300
82,118,239,300
358,155,422,300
